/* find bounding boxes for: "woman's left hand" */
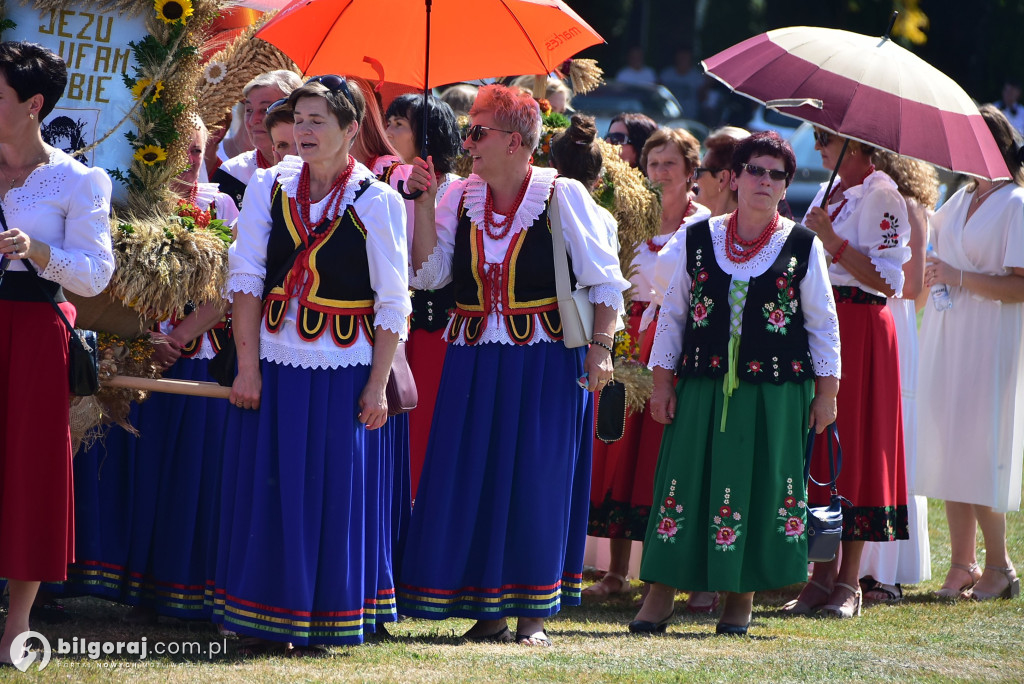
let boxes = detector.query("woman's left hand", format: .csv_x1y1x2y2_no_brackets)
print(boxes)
0,229,31,260
924,255,959,288
584,343,614,393
358,378,389,430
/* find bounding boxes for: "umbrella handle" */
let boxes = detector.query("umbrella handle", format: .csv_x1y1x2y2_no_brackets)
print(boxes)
397,180,424,200
820,138,850,210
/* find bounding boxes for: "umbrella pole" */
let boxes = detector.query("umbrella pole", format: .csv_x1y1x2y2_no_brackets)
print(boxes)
398,0,431,200
820,138,849,209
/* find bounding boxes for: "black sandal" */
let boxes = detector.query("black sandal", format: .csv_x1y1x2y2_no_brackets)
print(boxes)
862,580,903,603
463,625,514,643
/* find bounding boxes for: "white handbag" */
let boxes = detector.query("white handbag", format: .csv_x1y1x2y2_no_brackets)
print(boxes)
548,185,594,348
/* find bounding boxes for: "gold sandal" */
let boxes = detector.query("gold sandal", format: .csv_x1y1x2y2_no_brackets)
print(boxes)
819,582,862,619
781,579,831,616
933,562,981,599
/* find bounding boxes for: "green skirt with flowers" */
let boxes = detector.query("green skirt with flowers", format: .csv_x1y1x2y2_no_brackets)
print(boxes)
639,375,814,593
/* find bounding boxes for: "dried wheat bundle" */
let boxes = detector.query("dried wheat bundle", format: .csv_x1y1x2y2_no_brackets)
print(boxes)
568,58,603,95
613,360,653,415
197,11,299,128
107,211,228,321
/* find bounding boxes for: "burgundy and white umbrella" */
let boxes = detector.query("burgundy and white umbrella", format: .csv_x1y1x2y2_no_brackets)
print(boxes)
702,25,1009,180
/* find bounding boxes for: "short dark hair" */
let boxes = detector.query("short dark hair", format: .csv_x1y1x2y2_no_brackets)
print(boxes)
385,94,462,174
0,41,67,120
732,131,797,186
550,114,603,188
287,77,365,131
264,105,294,135
608,113,657,158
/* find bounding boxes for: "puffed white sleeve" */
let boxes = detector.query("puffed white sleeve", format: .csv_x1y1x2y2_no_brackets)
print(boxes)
408,178,463,290
225,167,277,301
214,192,241,226
40,166,114,296
800,237,841,377
554,178,630,311
363,184,412,338
857,184,910,295
648,240,692,371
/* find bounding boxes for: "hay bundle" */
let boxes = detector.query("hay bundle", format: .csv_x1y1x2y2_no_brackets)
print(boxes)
568,58,603,95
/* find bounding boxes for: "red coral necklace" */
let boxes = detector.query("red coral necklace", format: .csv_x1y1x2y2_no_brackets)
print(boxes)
483,168,532,240
646,199,693,252
295,156,355,230
725,210,780,263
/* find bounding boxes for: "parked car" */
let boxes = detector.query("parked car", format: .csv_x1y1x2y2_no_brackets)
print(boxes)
786,122,832,220
747,105,801,138
571,82,706,141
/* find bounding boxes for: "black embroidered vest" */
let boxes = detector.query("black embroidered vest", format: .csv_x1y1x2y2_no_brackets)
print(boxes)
446,187,574,345
262,179,379,347
679,220,815,384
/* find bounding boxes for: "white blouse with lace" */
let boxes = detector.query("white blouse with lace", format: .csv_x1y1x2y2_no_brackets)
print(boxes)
649,215,841,378
804,170,910,297
1,148,114,297
410,166,629,346
195,182,240,225
227,156,411,369
637,204,713,331
218,149,259,187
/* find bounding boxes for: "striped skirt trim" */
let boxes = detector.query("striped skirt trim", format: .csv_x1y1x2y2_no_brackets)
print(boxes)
397,572,582,617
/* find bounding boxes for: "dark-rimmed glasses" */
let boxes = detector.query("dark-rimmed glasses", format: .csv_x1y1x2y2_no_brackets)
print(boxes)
305,74,355,108
605,131,629,146
465,124,515,142
813,129,833,147
694,166,722,179
740,163,788,182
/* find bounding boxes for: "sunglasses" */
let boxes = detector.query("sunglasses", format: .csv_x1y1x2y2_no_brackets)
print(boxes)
266,97,290,114
813,129,833,147
305,74,356,108
605,132,630,146
740,162,788,182
465,124,515,142
694,166,722,179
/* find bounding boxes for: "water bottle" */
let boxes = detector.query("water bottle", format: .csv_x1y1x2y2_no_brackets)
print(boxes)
927,245,953,311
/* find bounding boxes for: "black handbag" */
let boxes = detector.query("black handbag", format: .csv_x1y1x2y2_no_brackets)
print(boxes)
0,203,99,396
803,423,850,563
595,379,627,443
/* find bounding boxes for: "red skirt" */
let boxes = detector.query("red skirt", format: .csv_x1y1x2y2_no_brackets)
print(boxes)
808,296,908,541
588,309,664,540
0,299,76,580
407,327,448,499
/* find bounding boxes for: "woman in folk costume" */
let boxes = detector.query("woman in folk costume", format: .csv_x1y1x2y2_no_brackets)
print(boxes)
584,127,711,605
784,128,911,619
397,84,629,646
630,132,840,636
917,105,1024,602
214,75,410,653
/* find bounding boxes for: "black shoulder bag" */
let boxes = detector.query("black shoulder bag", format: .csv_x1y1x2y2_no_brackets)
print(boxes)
803,423,851,563
0,202,99,396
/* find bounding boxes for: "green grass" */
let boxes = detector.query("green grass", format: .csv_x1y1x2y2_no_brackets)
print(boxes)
4,497,1023,683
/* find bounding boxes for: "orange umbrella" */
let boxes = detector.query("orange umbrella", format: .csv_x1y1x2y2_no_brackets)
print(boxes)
255,0,603,88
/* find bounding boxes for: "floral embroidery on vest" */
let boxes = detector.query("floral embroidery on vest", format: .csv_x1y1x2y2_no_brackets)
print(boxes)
689,247,714,328
879,212,900,249
763,256,799,334
776,476,808,542
746,360,763,375
656,479,684,543
711,488,742,551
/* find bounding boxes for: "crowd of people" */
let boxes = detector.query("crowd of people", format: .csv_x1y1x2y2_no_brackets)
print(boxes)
1,36,1023,664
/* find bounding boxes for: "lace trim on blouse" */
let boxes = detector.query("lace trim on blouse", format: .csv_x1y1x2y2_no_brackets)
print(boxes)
260,335,374,370
409,242,448,289
225,273,264,302
373,306,408,336
590,283,624,310
276,156,376,225
461,166,558,237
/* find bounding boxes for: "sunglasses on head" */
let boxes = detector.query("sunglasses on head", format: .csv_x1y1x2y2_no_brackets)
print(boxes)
305,74,355,107
605,131,629,146
813,129,833,147
740,162,788,182
266,97,290,114
465,124,515,142
694,166,722,180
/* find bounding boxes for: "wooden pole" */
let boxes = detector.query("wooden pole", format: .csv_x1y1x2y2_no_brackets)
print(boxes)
105,375,232,399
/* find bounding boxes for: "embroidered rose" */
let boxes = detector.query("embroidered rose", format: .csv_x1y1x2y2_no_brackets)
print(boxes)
791,361,803,374
784,496,797,508
787,287,795,298
692,302,709,323
664,496,676,508
697,270,709,283
784,516,805,537
747,360,763,374
715,527,737,546
710,355,721,368
880,218,891,231
776,276,788,289
719,505,731,517
767,309,787,329
657,517,678,538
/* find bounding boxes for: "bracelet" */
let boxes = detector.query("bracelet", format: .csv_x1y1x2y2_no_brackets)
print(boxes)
831,239,850,264
590,339,614,354
592,331,614,341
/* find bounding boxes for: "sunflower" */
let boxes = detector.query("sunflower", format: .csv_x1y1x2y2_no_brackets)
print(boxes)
131,78,164,103
134,145,167,166
155,0,194,24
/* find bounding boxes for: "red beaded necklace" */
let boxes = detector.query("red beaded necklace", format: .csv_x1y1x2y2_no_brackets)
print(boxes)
826,164,875,221
295,156,355,230
725,210,780,263
647,199,693,252
186,181,199,205
483,168,532,240
256,149,273,170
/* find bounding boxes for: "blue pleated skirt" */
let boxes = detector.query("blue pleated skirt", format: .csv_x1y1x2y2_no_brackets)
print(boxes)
397,341,593,620
211,359,402,646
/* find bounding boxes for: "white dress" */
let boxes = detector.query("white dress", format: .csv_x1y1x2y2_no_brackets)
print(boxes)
916,184,1024,512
